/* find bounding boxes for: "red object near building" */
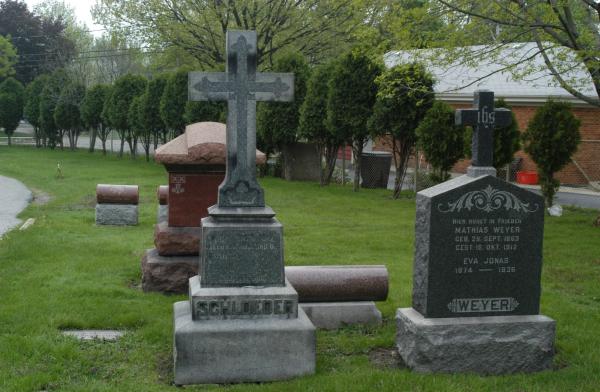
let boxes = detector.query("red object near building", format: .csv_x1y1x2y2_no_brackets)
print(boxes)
337,145,352,160
516,171,539,185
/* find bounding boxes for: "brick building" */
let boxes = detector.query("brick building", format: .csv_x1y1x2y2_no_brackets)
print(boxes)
383,43,600,186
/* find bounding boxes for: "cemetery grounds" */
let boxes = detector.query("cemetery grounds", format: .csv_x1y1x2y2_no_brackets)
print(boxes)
0,146,599,391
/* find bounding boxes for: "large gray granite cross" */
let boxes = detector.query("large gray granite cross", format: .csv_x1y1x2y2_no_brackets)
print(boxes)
455,90,512,171
189,30,294,208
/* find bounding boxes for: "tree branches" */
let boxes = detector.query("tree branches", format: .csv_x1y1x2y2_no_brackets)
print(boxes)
435,0,600,106
94,0,356,69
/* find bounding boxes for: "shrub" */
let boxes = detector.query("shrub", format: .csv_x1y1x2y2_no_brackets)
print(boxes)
523,100,581,207
416,100,465,182
328,50,382,192
368,62,434,198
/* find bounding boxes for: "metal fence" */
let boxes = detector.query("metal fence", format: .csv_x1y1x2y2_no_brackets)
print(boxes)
0,137,35,146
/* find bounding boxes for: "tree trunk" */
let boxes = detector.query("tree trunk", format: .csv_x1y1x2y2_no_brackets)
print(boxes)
323,143,339,186
89,127,97,152
392,137,413,199
7,134,11,146
317,144,325,186
34,127,41,147
352,140,364,192
68,130,76,151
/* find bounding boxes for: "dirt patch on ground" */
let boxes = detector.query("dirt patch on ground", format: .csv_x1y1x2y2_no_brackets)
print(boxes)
156,351,174,385
31,188,52,205
368,348,405,370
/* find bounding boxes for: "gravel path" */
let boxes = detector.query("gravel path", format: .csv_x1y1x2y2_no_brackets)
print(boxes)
0,175,32,238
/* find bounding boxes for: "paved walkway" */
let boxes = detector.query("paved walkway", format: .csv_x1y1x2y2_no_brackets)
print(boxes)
0,176,32,238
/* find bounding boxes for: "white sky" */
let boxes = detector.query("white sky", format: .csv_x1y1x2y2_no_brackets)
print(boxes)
25,0,105,35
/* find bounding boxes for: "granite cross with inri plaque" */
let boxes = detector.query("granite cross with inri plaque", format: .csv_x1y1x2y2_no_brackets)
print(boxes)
189,31,293,208
455,90,512,177
174,30,315,385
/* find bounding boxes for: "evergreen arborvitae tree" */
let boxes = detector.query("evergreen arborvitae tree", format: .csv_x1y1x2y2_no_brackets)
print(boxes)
104,74,147,157
328,50,382,192
184,101,226,126
298,61,341,185
39,69,69,149
0,94,21,146
81,84,111,154
523,100,581,207
257,53,311,165
140,75,168,149
128,95,145,159
54,81,85,151
368,62,434,198
0,77,24,146
415,100,465,182
24,74,49,147
160,69,188,138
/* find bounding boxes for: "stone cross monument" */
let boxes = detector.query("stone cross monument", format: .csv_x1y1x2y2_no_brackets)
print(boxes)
189,31,293,208
455,90,512,177
173,30,315,385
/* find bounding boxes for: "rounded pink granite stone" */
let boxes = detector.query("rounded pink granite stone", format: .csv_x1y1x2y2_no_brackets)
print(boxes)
96,184,139,204
157,185,168,205
155,122,266,165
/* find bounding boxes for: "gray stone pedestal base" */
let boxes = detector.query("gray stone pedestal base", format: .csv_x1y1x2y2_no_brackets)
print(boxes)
95,203,138,226
300,302,382,330
173,300,316,385
157,205,168,224
141,249,197,293
396,308,555,374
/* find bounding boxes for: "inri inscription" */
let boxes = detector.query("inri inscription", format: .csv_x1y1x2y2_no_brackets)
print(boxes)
413,175,544,318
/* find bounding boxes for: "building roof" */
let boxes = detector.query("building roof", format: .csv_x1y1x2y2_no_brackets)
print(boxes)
384,42,597,106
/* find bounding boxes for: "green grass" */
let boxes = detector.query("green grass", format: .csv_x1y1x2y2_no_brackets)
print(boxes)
0,146,599,391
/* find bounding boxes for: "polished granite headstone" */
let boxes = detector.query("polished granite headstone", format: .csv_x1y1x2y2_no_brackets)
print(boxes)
174,30,315,385
413,175,544,318
396,90,555,374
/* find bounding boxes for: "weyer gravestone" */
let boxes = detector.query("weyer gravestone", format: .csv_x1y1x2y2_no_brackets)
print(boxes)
172,30,315,385
396,90,556,375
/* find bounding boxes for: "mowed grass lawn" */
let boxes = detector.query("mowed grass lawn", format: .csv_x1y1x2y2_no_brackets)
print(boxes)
0,146,599,391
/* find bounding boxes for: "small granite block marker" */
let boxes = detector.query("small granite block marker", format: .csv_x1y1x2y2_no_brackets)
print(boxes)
95,184,138,226
173,30,315,385
396,90,556,375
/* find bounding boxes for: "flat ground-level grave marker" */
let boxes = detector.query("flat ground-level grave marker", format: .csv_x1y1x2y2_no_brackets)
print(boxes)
62,330,124,341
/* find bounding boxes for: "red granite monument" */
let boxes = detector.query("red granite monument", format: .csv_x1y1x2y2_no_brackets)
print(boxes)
141,121,266,292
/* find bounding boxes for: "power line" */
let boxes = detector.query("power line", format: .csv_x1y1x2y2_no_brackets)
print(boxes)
16,46,166,59
12,49,169,68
